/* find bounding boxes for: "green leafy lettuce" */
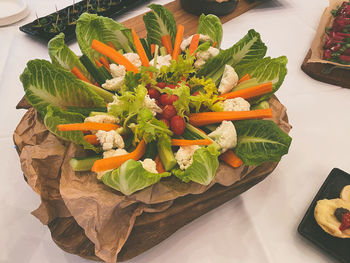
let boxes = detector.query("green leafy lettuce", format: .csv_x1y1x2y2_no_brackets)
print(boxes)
20,59,112,117
173,145,220,185
44,105,100,152
76,13,134,60
196,14,223,48
234,120,292,165
143,4,177,46
100,159,170,195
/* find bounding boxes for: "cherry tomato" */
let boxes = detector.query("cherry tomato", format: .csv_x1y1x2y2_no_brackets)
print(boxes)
160,118,170,128
160,94,179,105
156,82,166,89
148,88,160,99
170,115,185,135
162,105,177,120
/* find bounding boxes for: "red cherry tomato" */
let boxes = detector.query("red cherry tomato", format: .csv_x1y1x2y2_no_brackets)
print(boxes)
160,118,170,128
166,83,176,89
160,94,179,105
170,115,185,135
148,88,160,99
156,82,166,89
162,105,177,120
192,91,200,96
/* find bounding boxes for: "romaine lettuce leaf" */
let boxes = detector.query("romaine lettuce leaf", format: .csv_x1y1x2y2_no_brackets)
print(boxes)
20,59,109,117
234,120,292,165
173,145,220,185
100,159,170,195
48,33,94,83
76,13,134,60
44,105,100,152
143,4,177,46
196,14,223,48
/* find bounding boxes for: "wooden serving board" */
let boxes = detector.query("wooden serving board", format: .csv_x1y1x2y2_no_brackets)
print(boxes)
301,49,350,89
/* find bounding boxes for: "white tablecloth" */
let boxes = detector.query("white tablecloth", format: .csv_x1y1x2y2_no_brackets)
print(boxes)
1,0,350,262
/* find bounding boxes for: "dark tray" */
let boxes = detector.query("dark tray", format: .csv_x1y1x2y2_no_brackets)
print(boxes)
298,168,350,263
19,0,150,43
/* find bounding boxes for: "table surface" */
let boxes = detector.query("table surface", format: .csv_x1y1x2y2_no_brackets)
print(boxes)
1,0,350,262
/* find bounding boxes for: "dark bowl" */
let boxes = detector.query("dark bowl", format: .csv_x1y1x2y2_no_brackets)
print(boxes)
180,0,238,16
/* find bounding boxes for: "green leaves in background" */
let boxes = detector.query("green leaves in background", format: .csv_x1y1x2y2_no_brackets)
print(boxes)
196,14,223,48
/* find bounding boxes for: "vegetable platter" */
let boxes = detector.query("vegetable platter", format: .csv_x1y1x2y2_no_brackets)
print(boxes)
14,3,292,262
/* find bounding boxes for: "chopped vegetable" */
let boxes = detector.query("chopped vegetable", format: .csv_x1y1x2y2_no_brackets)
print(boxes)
172,24,184,60
99,57,110,71
220,150,243,168
71,67,93,84
238,73,250,84
189,34,200,55
161,35,173,55
57,122,119,132
84,134,100,145
219,82,273,100
131,28,150,67
155,155,166,173
171,139,212,146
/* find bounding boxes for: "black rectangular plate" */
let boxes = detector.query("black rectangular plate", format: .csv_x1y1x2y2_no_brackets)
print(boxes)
19,0,150,43
298,168,350,263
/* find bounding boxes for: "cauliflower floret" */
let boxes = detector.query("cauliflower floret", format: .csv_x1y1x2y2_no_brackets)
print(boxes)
208,121,237,153
149,54,172,69
123,53,142,68
139,158,158,173
110,64,126,78
175,145,200,170
103,148,128,159
180,34,212,51
102,76,124,91
223,97,250,111
107,95,124,111
194,47,220,69
96,130,124,151
84,114,119,124
143,95,162,116
218,64,239,94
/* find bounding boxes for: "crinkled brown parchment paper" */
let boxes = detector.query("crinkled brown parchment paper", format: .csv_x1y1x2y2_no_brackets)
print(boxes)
13,96,291,263
308,0,350,68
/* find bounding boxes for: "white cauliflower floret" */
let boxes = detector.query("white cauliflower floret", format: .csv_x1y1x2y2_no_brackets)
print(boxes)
223,97,250,112
149,54,172,69
110,64,126,78
175,145,200,170
139,158,158,173
180,34,212,51
208,121,237,153
218,64,239,94
84,114,119,124
107,95,124,111
123,53,142,68
103,148,128,159
96,130,124,151
143,95,162,116
102,77,124,91
194,47,220,69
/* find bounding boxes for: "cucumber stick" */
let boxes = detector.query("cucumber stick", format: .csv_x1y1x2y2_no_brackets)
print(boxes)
157,138,176,171
70,156,101,172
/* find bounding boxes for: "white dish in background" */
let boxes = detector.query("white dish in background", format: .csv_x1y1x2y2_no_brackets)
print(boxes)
0,0,29,26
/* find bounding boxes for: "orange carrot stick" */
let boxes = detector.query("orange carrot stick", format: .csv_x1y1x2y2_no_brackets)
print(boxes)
219,82,273,100
171,139,212,146
189,34,200,55
99,57,110,71
151,44,156,56
155,155,166,173
161,35,173,55
212,41,218,48
189,109,273,126
91,39,139,73
71,67,92,84
172,24,184,60
220,150,243,168
94,58,103,68
238,73,251,84
57,122,119,132
131,28,150,67
84,134,100,145
91,139,146,172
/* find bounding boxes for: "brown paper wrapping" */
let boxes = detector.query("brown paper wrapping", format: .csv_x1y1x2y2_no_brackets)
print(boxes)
14,96,291,263
308,0,350,68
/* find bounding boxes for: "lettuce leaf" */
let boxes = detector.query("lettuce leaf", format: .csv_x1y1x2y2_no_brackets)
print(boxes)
196,14,223,48
44,105,100,152
173,145,220,185
234,120,292,165
20,59,109,117
48,33,94,83
76,13,134,60
100,159,170,195
143,4,177,45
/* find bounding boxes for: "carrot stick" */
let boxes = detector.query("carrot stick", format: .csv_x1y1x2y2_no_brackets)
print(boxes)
91,139,146,172
94,58,103,68
71,67,92,84
212,41,218,48
171,139,212,146
219,82,273,100
220,150,243,168
84,134,100,145
172,24,184,60
91,39,139,73
108,42,116,50
131,28,150,67
57,122,119,132
238,73,250,84
189,34,200,55
161,35,173,55
151,44,156,56
189,108,273,126
99,57,110,71
155,155,166,173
